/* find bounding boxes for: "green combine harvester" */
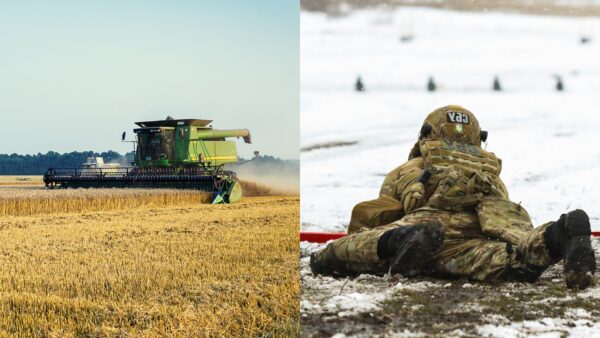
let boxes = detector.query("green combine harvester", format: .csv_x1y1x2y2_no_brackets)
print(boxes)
43,117,252,203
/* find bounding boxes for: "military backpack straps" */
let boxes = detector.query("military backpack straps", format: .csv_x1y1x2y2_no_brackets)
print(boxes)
419,139,506,211
419,139,501,177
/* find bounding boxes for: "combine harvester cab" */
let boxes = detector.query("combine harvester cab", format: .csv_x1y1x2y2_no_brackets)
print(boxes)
43,118,251,204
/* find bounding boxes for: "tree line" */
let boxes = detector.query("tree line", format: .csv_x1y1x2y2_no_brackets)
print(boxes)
0,151,134,175
0,152,298,175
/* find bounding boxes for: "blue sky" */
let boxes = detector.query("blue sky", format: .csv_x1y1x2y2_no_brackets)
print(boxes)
0,1,299,159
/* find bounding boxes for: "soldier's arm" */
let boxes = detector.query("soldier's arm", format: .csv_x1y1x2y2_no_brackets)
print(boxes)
379,157,425,201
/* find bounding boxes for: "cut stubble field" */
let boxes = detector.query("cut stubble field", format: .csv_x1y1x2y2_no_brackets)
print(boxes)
0,182,299,337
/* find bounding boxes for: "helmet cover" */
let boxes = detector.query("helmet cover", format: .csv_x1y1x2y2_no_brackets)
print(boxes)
420,105,481,146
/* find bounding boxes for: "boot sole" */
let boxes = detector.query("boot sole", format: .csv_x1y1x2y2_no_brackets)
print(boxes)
563,210,596,289
389,223,444,276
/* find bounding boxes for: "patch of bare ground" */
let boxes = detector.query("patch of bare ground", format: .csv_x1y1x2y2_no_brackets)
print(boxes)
301,238,600,337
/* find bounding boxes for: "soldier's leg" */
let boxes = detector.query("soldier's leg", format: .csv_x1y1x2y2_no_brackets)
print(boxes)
429,210,596,288
542,209,596,289
429,224,554,283
310,222,444,277
491,209,595,288
309,225,395,276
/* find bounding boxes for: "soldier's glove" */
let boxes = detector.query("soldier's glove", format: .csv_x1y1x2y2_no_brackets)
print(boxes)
401,182,425,213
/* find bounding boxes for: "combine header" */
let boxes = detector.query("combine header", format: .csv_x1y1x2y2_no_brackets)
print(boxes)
43,117,251,203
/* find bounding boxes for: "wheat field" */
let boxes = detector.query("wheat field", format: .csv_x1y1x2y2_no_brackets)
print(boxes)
0,187,212,216
0,176,212,216
0,183,299,337
0,176,43,186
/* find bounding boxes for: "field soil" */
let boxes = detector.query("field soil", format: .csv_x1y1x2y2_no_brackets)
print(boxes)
301,240,600,337
0,187,299,337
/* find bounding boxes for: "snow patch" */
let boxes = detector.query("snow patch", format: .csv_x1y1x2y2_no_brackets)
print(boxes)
478,317,600,337
395,280,440,291
325,292,386,316
576,286,600,299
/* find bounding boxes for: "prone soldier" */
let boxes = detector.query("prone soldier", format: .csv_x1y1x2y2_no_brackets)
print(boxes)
310,105,596,289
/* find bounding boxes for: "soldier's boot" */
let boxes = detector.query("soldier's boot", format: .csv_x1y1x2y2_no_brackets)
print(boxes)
544,209,596,289
309,243,355,277
378,223,445,276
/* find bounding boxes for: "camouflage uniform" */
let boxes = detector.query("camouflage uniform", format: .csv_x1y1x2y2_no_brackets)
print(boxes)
312,105,561,283
318,207,556,282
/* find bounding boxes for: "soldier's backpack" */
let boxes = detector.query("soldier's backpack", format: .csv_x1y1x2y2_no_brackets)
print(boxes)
347,195,404,234
419,139,506,210
420,139,533,242
476,196,534,245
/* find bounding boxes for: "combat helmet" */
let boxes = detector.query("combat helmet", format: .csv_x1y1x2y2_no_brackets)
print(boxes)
419,105,487,146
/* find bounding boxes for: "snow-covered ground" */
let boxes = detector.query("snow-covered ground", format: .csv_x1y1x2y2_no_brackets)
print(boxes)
301,7,600,232
301,7,600,337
